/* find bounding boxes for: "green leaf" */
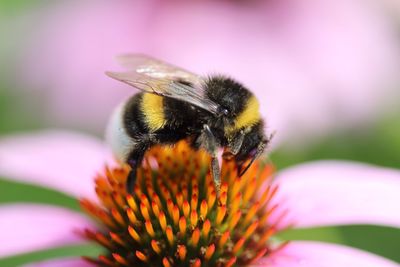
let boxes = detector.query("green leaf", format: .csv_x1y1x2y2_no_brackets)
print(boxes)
0,88,48,135
0,178,80,212
0,242,103,266
277,225,400,263
0,0,52,15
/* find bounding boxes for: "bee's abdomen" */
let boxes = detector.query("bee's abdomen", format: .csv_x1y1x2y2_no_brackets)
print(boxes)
121,92,204,147
123,93,159,136
106,100,138,163
140,93,166,132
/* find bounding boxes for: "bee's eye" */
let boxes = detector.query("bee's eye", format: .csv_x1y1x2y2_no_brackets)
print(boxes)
217,106,229,116
248,147,257,158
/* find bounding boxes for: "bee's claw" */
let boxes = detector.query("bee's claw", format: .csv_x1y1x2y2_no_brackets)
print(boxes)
126,169,137,194
127,159,139,194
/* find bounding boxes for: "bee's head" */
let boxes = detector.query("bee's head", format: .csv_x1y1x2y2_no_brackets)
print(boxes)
224,124,272,176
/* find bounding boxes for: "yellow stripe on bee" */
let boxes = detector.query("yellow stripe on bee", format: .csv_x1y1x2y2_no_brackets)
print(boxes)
226,96,260,134
141,93,166,132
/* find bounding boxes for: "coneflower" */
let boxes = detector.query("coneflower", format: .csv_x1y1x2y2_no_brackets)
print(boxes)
81,140,283,266
1,131,398,267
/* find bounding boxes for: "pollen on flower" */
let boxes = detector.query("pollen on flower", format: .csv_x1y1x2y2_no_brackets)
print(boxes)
80,140,284,267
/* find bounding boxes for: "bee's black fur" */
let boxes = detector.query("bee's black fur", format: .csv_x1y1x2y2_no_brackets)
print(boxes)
122,75,267,192
161,97,204,139
123,94,149,136
205,76,252,118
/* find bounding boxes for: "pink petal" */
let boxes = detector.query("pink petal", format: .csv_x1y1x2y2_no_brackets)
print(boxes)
253,241,399,267
271,161,400,228
0,204,94,258
23,258,92,267
0,130,111,199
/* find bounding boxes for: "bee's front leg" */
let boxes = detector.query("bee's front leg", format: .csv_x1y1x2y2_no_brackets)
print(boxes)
228,130,245,156
126,144,148,194
211,156,221,194
202,125,221,194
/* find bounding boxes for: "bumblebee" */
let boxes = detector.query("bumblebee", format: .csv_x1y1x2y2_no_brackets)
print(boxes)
106,54,271,193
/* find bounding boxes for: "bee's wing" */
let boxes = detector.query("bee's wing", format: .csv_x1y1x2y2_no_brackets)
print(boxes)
106,54,220,114
115,54,202,87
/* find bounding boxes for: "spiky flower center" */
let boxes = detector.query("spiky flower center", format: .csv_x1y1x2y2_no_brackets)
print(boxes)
81,141,283,267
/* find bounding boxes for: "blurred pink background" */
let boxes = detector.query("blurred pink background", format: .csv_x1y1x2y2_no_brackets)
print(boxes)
1,2,400,264
2,0,400,145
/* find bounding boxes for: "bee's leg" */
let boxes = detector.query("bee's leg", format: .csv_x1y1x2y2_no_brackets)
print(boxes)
229,130,245,155
126,160,139,194
202,125,221,194
126,145,147,194
211,156,221,194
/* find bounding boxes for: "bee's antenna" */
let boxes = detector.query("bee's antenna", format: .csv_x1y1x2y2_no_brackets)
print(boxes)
238,155,258,177
238,140,267,177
